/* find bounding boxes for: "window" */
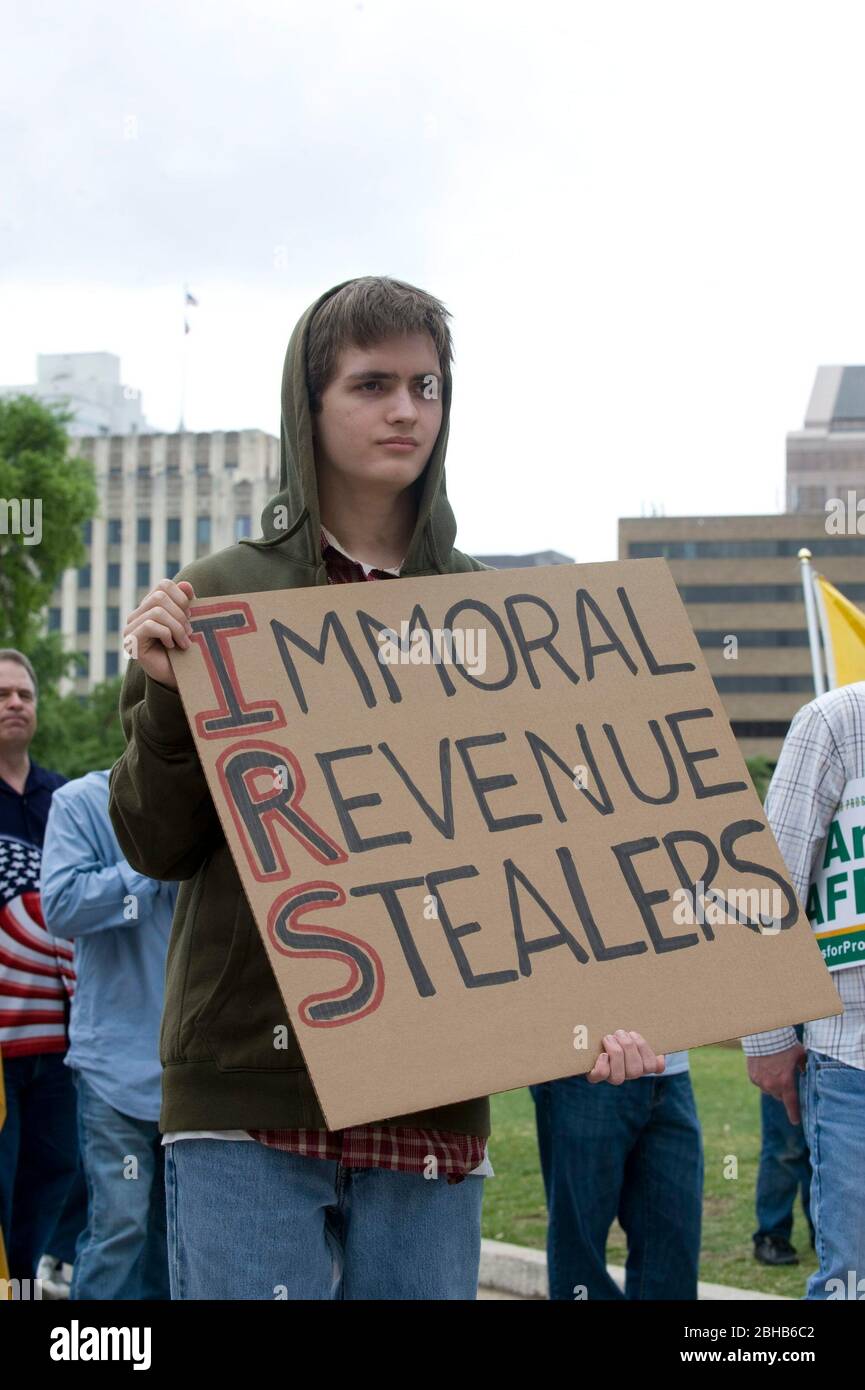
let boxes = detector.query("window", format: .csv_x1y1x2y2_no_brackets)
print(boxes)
137,518,151,544
107,607,120,633
105,651,119,678
731,720,791,739
78,564,91,590
107,562,120,588
628,536,865,560
82,520,92,545
76,652,90,678
695,629,810,648
234,515,251,540
795,486,826,510
137,561,150,589
196,516,212,546
77,607,91,634
108,519,122,544
714,675,814,693
679,582,865,602
167,518,181,544
48,607,61,631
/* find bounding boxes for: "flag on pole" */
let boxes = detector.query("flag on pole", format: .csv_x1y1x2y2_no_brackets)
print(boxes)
813,574,865,689
183,286,199,335
179,284,198,429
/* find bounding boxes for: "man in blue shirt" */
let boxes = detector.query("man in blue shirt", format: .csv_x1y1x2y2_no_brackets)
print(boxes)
41,768,177,1300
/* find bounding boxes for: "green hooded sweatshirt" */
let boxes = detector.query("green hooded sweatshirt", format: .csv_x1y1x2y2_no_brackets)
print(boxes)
109,279,492,1134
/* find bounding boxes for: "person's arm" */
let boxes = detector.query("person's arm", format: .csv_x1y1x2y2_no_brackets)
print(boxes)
108,577,223,881
109,656,223,882
741,699,846,1119
41,789,162,937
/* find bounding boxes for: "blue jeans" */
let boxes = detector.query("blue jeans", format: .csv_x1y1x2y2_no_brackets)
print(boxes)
530,1073,703,1300
754,1091,812,1244
801,1051,865,1300
165,1139,484,1299
70,1071,169,1300
0,1052,79,1280
46,1166,88,1265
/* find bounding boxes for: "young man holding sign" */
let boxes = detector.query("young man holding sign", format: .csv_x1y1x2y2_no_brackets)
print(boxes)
110,277,665,1300
743,682,865,1299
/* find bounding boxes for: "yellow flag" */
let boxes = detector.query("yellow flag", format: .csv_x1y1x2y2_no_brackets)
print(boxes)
815,575,865,687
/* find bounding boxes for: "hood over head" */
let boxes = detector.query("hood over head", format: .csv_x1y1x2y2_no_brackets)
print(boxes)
245,277,460,580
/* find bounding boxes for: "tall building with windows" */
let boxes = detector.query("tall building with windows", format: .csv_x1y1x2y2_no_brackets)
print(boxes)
619,369,865,761
1,352,152,436
787,365,865,512
51,430,279,693
618,513,865,760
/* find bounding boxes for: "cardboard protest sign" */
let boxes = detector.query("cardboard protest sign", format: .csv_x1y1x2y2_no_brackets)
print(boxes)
169,559,840,1129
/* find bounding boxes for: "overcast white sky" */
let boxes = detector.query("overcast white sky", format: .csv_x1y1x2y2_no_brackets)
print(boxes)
3,0,865,562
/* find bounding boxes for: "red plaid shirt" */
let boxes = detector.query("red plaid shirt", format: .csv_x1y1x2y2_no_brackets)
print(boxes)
248,528,487,1182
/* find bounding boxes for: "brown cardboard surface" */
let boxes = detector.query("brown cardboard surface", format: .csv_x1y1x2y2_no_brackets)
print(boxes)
168,559,841,1129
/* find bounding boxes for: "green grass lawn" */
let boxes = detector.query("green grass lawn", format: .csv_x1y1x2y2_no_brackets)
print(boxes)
481,1043,815,1299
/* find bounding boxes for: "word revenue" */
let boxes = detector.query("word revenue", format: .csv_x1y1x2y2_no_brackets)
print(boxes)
217,707,751,876
184,580,696,732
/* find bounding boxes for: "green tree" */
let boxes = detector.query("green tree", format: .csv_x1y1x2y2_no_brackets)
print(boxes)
0,393,113,776
745,753,776,804
31,677,127,779
0,393,97,668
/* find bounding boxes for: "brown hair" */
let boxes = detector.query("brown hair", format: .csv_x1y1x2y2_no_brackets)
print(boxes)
306,276,453,414
0,649,38,696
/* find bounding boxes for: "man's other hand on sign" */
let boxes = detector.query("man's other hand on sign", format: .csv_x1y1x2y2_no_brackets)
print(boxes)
587,1031,665,1084
122,578,195,690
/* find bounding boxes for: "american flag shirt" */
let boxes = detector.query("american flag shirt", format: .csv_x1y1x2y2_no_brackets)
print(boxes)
248,528,488,1180
0,762,73,1057
741,683,865,1069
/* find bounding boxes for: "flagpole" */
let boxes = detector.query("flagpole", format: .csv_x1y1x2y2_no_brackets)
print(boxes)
813,569,837,691
798,548,826,696
178,282,188,432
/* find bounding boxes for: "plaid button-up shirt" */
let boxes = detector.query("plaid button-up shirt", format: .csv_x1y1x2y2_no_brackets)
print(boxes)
741,683,865,1069
249,527,488,1180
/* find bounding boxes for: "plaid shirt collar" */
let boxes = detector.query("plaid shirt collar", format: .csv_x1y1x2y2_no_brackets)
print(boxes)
320,527,403,582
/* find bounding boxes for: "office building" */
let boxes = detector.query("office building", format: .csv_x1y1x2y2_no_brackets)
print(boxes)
1,352,152,437
475,549,574,568
51,429,279,693
618,513,865,760
787,365,865,513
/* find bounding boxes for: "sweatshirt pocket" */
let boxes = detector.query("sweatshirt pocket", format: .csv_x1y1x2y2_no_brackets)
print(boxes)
195,890,307,1072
